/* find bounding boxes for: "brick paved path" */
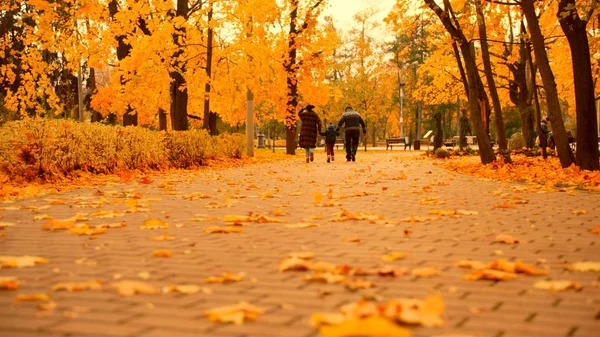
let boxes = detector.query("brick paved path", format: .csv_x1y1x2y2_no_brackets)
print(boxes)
1,152,599,337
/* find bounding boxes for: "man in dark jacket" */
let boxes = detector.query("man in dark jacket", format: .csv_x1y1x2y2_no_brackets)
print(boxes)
337,106,366,162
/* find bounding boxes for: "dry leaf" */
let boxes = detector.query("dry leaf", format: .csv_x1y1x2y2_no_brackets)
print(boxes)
140,219,169,230
52,279,102,292
90,210,125,218
14,293,50,302
304,273,346,284
37,301,56,311
69,226,106,236
456,260,487,270
381,252,406,261
0,222,16,229
204,226,242,234
572,210,588,215
344,237,362,243
591,226,600,234
313,191,324,205
0,276,18,290
110,280,159,296
411,266,440,277
278,257,313,272
205,272,245,284
319,316,411,337
456,210,479,215
310,312,346,327
571,261,600,272
463,269,517,281
137,271,151,280
162,285,203,294
287,252,315,259
285,223,319,229
97,222,127,229
149,235,176,241
204,302,265,325
493,202,516,209
494,234,520,244
344,279,376,291
0,256,49,268
41,219,74,231
533,280,582,291
152,250,173,258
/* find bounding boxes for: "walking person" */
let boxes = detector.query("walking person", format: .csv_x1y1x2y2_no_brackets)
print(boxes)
336,106,366,162
320,122,339,163
298,104,323,163
539,117,550,159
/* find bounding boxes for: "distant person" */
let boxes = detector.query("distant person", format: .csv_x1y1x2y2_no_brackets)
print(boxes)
320,123,339,163
539,118,550,159
337,106,366,162
298,104,322,163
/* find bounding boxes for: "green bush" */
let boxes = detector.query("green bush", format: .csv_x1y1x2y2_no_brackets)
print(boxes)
0,118,245,180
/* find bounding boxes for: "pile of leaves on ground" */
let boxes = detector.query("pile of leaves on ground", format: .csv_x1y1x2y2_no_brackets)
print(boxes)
435,154,600,192
0,119,245,181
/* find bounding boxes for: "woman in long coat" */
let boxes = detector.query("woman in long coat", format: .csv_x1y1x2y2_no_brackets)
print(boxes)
298,104,322,163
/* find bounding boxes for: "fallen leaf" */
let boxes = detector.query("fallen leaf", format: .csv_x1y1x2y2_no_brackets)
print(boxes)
149,235,176,241
381,252,406,261
572,210,588,215
97,222,127,229
494,234,520,244
456,260,487,270
571,261,600,272
344,279,376,291
14,293,50,302
204,302,265,325
463,269,517,281
287,252,315,259
0,256,49,268
304,272,346,284
205,272,245,284
0,276,18,290
140,219,169,230
41,219,74,231
310,312,346,327
591,226,600,234
52,279,103,292
0,222,16,229
69,226,106,236
162,285,203,294
90,210,125,218
279,257,313,272
533,280,582,291
319,317,411,337
138,271,151,280
204,227,242,234
313,191,324,205
493,202,516,209
182,192,210,200
152,250,173,257
455,210,479,215
110,280,159,296
344,237,362,243
37,301,56,311
286,223,319,229
411,266,440,277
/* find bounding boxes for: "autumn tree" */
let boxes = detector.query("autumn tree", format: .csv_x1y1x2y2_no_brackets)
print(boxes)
557,0,599,170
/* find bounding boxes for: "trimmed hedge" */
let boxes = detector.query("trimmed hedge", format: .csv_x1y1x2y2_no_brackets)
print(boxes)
0,119,245,180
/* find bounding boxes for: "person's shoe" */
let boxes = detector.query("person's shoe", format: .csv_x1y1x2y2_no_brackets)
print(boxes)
331,156,335,162
306,158,310,163
310,152,314,162
327,156,331,163
351,155,356,162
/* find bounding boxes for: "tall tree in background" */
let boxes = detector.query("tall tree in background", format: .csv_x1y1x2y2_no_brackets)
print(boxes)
424,0,495,164
521,0,574,167
558,0,599,170
475,0,509,161
284,0,325,155
170,0,190,131
203,0,217,135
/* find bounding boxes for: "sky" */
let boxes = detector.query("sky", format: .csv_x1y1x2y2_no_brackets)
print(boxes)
324,0,397,40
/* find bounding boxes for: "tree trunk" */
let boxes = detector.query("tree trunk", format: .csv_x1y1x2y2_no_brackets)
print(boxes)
558,0,599,170
158,108,167,130
476,0,509,157
284,0,299,155
88,67,102,122
170,0,189,131
424,0,494,163
109,0,137,126
203,1,216,135
521,0,573,167
433,112,443,151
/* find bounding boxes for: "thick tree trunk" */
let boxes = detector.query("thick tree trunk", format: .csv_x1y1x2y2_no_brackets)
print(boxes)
558,0,599,170
284,0,299,155
170,0,189,131
521,0,573,167
433,112,443,151
476,0,508,155
158,108,167,131
425,0,494,163
203,1,216,135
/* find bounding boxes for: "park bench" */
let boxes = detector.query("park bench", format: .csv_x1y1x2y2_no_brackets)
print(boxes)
444,138,456,148
386,137,411,150
335,137,345,150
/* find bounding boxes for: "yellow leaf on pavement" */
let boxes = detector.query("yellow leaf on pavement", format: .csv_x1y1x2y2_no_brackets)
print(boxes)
533,280,582,291
279,257,313,272
313,191,323,205
411,266,440,277
14,293,50,302
494,234,520,244
0,222,16,229
0,276,18,290
204,227,242,234
110,280,159,296
571,261,600,272
205,272,245,284
52,279,103,292
304,273,346,284
381,252,406,261
41,219,74,231
140,219,169,230
285,223,319,229
162,285,203,294
69,226,106,236
149,235,176,241
463,269,516,281
152,250,173,257
0,256,49,268
320,316,411,337
204,302,265,325
310,312,345,327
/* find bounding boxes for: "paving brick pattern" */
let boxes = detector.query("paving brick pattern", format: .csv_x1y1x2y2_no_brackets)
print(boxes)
0,152,599,337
